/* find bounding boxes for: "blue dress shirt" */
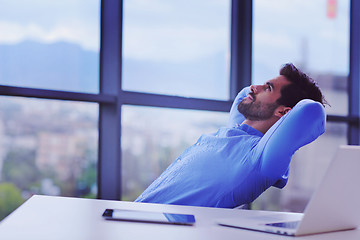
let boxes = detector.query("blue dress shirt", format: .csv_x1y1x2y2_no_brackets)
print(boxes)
135,87,326,208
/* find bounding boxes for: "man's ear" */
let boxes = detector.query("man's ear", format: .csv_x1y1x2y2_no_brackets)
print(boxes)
274,106,292,118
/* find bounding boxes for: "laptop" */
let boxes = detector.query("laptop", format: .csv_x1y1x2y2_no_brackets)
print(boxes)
217,145,360,236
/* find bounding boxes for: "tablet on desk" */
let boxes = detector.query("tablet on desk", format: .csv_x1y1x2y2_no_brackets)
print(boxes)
102,209,196,226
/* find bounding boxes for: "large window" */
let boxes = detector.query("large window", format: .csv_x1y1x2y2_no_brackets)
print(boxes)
122,0,231,100
0,0,100,220
1,0,359,221
252,0,351,212
120,0,232,201
0,97,98,192
0,0,100,93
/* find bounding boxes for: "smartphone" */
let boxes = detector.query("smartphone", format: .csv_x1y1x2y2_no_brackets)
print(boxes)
102,209,195,225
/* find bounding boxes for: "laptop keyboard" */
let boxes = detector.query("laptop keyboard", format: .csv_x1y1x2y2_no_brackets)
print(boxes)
266,221,300,229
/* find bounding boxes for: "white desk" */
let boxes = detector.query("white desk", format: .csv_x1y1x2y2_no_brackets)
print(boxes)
0,195,359,240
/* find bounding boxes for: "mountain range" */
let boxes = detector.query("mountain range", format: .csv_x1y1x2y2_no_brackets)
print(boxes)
0,41,99,93
0,40,274,100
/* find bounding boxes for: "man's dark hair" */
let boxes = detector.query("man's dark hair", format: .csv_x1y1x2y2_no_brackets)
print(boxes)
276,63,326,108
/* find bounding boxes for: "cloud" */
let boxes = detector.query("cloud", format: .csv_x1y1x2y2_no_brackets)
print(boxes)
122,0,230,62
0,21,99,51
123,25,229,62
0,0,100,51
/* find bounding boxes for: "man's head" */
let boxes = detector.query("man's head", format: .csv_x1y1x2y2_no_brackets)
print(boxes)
238,63,325,122
276,63,325,108
238,75,290,121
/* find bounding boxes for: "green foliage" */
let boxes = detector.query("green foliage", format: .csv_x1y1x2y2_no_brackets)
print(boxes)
78,161,97,189
2,148,41,190
0,183,25,221
1,146,97,199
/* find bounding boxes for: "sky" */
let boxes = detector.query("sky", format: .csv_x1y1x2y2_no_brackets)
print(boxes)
252,0,350,84
0,0,351,85
122,0,230,62
0,0,100,51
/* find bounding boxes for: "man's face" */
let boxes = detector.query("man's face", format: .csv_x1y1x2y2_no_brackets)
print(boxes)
238,75,291,121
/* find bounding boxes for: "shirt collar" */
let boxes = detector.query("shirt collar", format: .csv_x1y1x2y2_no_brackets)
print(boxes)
238,124,264,137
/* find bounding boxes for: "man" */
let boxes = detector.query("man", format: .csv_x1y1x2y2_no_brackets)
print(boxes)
135,63,326,208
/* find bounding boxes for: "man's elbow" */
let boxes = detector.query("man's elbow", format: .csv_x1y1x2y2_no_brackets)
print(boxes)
293,99,326,136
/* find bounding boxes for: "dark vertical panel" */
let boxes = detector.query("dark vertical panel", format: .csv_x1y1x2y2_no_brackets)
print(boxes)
349,0,360,145
230,0,253,99
230,0,252,210
98,0,123,199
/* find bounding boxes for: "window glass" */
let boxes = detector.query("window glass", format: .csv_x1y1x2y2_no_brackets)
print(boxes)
0,97,98,220
121,106,228,201
252,122,347,212
252,0,350,212
253,0,350,115
122,0,231,100
0,0,100,93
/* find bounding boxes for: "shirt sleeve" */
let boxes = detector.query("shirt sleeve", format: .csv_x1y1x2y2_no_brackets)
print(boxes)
227,87,251,128
254,99,326,186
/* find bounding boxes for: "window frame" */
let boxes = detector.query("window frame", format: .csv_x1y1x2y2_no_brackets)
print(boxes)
0,0,358,200
349,0,360,144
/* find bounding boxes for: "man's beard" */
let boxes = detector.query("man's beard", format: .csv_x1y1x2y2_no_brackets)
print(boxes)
237,97,279,121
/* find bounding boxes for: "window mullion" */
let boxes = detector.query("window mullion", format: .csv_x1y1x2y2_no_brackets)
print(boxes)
98,0,123,200
349,0,360,144
230,0,253,99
